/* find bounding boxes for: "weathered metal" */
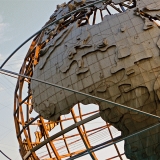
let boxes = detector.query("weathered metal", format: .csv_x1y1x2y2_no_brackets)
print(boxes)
10,0,160,159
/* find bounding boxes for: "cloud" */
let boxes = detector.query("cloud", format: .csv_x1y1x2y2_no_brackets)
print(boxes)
0,15,6,33
0,86,3,91
0,23,7,34
0,53,4,60
0,15,3,23
0,54,3,64
0,15,10,43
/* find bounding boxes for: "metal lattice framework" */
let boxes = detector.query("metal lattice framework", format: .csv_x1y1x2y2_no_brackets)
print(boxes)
11,0,140,159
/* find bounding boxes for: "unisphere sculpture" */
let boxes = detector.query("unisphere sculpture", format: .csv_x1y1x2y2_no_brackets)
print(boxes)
15,0,160,159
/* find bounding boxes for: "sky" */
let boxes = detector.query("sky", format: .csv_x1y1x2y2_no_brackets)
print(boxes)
0,1,129,160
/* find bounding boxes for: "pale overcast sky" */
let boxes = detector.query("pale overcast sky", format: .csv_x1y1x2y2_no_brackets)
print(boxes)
0,1,128,160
